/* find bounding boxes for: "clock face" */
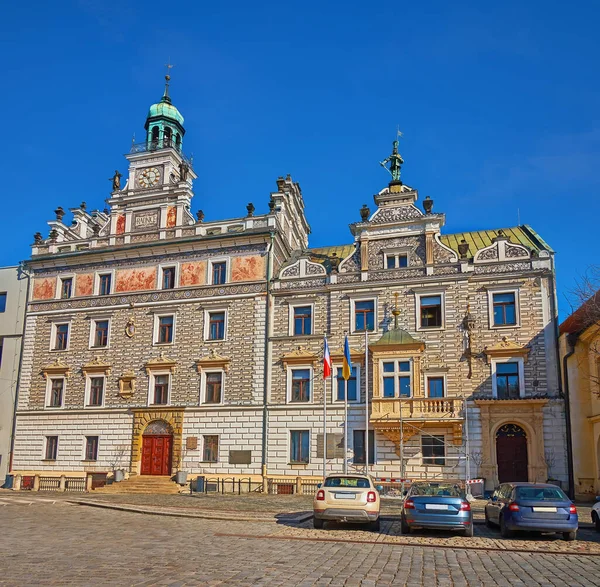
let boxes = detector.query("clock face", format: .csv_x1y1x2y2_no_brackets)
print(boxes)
137,167,161,188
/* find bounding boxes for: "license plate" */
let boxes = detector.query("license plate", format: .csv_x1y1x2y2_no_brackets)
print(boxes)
533,507,557,512
335,493,356,500
425,503,448,510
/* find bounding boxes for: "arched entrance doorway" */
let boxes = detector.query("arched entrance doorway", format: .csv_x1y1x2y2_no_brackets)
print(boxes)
141,420,173,475
496,423,528,483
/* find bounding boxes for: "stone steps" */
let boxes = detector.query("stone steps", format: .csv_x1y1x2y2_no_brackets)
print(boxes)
94,475,182,494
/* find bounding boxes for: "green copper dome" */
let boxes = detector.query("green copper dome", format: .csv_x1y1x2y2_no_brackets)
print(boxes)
147,98,184,125
371,327,422,347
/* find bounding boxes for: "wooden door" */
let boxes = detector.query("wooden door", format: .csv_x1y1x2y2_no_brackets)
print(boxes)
141,435,172,475
496,424,528,483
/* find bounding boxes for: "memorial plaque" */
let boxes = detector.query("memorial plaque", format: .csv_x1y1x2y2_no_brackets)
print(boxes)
133,210,159,231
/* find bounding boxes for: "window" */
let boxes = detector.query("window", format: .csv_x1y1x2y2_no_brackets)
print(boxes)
382,360,411,398
293,306,312,336
208,311,225,340
212,262,227,285
157,315,174,344
291,368,311,402
53,323,69,350
496,362,520,399
353,430,375,464
419,295,443,328
88,377,104,406
48,378,64,407
427,376,445,398
60,278,72,299
45,436,58,460
204,372,223,404
85,436,99,461
290,430,310,463
98,274,112,296
161,267,176,290
354,300,375,332
385,253,408,269
493,292,517,326
153,374,169,405
422,435,445,466
92,320,109,348
336,365,358,402
203,435,218,462
0,293,6,312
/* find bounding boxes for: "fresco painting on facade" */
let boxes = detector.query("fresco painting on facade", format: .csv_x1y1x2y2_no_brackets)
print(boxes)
231,255,266,282
166,206,177,228
74,273,94,297
32,277,56,301
115,268,157,293
116,214,126,235
7,80,569,496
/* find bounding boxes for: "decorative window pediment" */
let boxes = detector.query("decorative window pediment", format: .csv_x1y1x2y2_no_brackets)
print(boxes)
145,351,177,374
195,349,231,373
330,346,365,365
41,358,70,379
484,337,530,362
281,346,318,367
82,355,111,376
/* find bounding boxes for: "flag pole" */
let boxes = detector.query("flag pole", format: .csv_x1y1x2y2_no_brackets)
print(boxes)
344,378,348,474
323,358,327,482
364,328,369,475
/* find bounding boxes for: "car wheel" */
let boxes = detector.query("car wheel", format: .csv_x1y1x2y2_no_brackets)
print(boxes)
563,530,577,542
500,515,512,539
485,511,494,528
369,518,381,532
400,517,411,535
313,516,324,529
593,512,600,532
463,523,474,538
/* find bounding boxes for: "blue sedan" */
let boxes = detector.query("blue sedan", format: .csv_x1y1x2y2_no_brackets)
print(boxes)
400,482,474,537
485,482,578,541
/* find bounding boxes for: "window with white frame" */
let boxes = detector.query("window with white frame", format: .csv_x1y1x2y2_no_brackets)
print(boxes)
381,360,412,398
52,322,70,351
90,319,110,348
422,435,445,466
60,277,73,299
86,376,105,407
202,371,223,404
352,299,376,332
206,310,226,341
150,373,170,405
290,430,310,463
385,253,408,269
289,368,311,402
46,377,65,408
211,261,227,285
84,436,99,461
490,290,519,327
45,436,58,460
161,266,177,290
491,358,525,399
154,314,175,344
335,365,359,402
98,273,112,296
292,305,312,336
426,375,445,398
417,293,444,329
202,435,219,462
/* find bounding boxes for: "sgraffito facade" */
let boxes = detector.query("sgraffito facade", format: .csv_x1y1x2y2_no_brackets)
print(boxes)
11,81,568,491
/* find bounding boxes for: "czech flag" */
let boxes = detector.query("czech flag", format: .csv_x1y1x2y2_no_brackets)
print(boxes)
342,334,352,380
323,336,332,379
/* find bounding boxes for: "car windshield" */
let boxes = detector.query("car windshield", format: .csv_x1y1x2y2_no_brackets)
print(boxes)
409,483,463,497
515,486,568,501
324,477,370,488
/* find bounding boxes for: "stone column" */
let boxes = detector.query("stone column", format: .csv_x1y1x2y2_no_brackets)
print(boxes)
296,476,303,495
59,475,66,492
85,474,93,492
13,474,22,491
33,475,40,491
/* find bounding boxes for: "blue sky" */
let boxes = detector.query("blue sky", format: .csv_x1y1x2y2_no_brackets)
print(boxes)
2,1,598,318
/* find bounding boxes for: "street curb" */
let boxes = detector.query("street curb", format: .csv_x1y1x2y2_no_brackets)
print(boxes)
68,500,312,523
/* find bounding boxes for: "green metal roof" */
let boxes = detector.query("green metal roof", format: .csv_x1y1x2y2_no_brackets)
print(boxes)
440,225,553,255
308,244,355,264
371,327,422,347
147,99,184,125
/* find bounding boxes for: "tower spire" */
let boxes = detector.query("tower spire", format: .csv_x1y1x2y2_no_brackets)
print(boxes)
162,61,174,104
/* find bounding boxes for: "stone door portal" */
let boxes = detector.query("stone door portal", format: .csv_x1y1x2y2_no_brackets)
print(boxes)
496,423,528,483
140,420,173,476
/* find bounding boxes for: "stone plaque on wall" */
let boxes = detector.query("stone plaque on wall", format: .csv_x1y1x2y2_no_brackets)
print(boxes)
186,436,198,450
229,450,252,465
316,433,345,459
133,210,159,231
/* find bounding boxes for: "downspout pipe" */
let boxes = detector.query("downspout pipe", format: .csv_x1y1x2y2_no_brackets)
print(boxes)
562,333,577,500
261,232,275,477
8,262,31,475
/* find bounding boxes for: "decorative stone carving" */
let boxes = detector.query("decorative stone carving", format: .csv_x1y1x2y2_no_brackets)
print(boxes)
370,205,423,224
118,371,136,398
281,346,318,367
195,349,231,373
281,263,300,278
81,356,111,376
145,352,177,374
484,337,530,362
505,243,530,259
477,245,499,261
305,261,326,276
41,358,70,379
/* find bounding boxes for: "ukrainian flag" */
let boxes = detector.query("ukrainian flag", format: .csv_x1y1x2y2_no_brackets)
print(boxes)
342,335,352,380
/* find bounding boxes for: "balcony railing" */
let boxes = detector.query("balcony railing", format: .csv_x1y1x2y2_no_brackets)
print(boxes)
129,141,192,165
370,398,464,422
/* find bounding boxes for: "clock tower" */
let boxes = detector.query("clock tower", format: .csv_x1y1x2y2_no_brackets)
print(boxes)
106,75,197,242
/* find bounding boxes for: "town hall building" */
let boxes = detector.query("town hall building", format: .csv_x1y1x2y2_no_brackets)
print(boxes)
10,77,568,492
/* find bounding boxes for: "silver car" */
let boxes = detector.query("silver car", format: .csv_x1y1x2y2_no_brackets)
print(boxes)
401,482,474,537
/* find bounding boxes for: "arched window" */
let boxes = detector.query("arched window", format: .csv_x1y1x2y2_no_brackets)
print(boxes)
175,133,181,151
164,127,172,147
150,126,159,150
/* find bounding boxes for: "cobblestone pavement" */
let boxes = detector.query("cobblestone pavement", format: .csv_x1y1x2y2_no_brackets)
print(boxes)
1,501,599,586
